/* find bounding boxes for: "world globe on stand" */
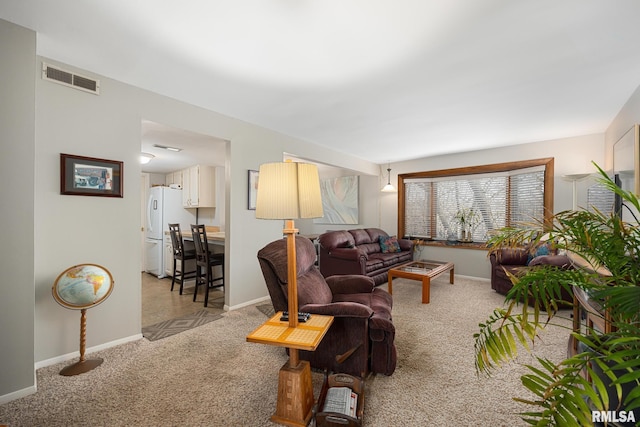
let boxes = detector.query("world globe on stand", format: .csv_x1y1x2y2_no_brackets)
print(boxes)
52,263,114,376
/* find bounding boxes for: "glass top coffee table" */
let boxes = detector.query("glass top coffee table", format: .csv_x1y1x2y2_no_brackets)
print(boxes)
387,260,454,304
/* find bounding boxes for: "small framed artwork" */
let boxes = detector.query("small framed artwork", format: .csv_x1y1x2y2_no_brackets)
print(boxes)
248,169,259,210
60,153,123,197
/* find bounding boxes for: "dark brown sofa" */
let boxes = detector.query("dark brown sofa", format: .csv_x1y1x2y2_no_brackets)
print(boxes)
490,247,574,303
318,228,414,286
258,236,397,376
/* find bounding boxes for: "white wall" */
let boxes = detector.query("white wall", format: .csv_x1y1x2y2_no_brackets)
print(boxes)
31,55,379,366
605,83,640,168
0,18,36,402
380,134,605,279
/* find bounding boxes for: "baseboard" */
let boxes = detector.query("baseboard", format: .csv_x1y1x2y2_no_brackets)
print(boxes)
225,295,270,311
456,274,490,282
0,385,37,405
35,333,143,370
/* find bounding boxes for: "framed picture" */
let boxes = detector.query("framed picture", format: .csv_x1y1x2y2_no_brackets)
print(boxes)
248,169,259,210
60,153,123,197
314,175,359,224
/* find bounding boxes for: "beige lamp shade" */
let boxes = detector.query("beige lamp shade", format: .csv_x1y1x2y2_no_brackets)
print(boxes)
256,162,324,220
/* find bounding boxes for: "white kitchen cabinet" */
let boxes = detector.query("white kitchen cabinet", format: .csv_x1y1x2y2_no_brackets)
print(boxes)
165,170,183,188
182,165,215,208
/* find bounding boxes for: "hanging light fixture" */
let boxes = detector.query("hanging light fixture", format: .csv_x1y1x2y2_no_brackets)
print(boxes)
381,163,396,192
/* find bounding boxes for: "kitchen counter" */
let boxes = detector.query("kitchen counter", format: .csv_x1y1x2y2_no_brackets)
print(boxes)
165,228,225,243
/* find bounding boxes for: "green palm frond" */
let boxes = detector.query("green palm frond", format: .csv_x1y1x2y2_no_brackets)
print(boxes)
476,163,640,425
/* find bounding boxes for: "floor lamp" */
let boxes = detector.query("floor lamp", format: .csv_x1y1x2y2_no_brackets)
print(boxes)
563,173,591,211
255,160,324,426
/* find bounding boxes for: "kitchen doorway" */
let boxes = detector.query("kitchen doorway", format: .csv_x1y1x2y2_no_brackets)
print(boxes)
140,120,228,326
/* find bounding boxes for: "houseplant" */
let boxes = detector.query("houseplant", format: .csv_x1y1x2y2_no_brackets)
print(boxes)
474,164,640,425
454,207,480,242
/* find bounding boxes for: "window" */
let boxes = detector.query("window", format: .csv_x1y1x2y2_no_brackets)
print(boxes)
399,158,554,244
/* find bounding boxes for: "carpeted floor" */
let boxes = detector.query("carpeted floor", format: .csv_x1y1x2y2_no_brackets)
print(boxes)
142,309,224,341
0,275,572,426
256,303,275,318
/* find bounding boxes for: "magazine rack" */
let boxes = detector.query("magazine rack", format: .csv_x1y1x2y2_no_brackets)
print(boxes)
316,373,364,427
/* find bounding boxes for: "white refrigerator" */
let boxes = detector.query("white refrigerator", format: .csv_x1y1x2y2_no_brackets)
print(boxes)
145,186,196,278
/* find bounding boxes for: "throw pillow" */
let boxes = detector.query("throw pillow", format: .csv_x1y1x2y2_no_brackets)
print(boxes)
379,235,401,253
526,243,550,265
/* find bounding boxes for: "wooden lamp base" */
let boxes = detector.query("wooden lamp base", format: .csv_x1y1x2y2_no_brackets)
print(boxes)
271,360,314,427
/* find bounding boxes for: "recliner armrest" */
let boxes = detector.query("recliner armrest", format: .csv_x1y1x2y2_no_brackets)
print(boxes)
369,314,395,340
300,302,374,318
326,275,375,294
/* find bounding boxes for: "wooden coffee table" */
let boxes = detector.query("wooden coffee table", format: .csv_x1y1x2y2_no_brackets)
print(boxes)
387,260,454,304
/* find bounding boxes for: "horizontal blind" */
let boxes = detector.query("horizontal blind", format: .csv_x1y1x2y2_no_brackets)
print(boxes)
587,183,615,215
405,181,431,238
510,171,544,226
404,168,544,242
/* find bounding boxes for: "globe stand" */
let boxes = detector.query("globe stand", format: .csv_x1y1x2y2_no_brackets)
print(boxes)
59,308,103,376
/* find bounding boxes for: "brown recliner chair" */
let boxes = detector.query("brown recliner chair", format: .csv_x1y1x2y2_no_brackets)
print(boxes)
257,236,397,377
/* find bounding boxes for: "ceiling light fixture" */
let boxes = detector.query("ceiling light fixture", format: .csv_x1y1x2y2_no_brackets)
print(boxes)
152,144,182,152
140,153,155,164
381,163,396,192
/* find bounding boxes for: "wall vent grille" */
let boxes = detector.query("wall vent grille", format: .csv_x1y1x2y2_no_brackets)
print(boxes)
42,63,100,95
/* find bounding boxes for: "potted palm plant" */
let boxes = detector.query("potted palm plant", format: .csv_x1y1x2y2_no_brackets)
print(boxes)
475,164,640,425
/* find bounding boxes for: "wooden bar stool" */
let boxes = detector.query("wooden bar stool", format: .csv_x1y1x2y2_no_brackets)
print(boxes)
190,224,224,307
168,223,197,294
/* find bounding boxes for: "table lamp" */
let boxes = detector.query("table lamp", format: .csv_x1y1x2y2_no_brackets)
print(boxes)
255,160,323,426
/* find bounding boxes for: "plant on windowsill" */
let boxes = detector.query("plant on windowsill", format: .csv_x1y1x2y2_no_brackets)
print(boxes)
412,238,425,260
474,163,640,425
454,208,480,242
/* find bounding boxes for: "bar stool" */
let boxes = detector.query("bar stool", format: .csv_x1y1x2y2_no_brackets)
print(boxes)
168,223,197,294
190,224,224,307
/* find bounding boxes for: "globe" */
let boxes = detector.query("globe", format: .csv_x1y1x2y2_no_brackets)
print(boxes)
52,264,114,310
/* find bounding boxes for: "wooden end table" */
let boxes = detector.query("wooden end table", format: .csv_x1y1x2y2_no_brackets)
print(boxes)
387,260,454,304
247,311,333,427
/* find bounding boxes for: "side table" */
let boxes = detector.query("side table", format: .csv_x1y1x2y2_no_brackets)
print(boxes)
247,311,334,427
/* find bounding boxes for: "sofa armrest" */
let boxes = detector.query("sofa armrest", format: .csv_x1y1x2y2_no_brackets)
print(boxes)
328,247,368,261
300,302,374,318
326,275,375,294
398,238,414,252
491,248,528,265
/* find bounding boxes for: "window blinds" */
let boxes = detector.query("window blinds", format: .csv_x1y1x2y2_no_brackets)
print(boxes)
404,167,545,242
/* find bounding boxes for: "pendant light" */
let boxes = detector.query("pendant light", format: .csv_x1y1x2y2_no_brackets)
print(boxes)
381,163,396,192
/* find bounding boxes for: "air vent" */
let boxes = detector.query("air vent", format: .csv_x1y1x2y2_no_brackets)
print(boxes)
42,62,100,95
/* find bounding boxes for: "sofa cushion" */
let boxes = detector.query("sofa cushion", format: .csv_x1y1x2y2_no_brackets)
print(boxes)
365,228,389,244
364,259,384,273
526,243,550,265
379,235,401,253
349,229,373,245
370,252,402,267
528,254,572,269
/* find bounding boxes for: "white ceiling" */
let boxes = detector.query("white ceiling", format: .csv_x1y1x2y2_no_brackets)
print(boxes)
3,1,640,165
140,121,226,174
